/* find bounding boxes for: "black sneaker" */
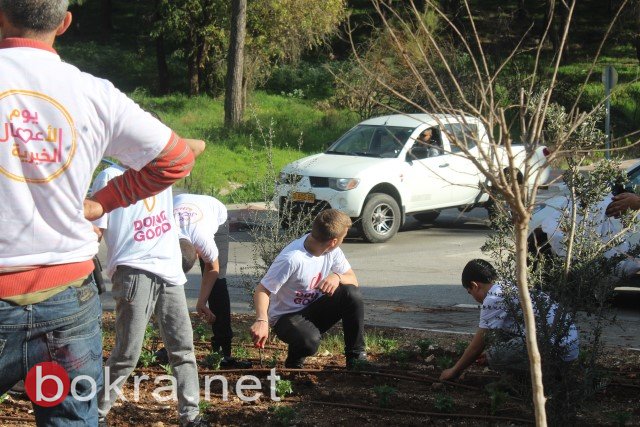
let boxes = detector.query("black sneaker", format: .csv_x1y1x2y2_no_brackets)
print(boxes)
155,347,169,365
220,357,253,369
284,356,306,369
98,418,108,427
183,415,209,427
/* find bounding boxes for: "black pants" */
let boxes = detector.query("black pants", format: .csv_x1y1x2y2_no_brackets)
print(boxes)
272,284,365,365
200,258,233,357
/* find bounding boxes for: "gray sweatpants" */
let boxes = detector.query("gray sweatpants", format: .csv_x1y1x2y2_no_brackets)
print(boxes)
98,266,200,425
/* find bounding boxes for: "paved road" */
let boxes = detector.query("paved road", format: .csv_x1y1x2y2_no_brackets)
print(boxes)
98,188,640,349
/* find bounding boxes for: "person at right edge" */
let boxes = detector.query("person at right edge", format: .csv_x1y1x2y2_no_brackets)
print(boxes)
172,193,252,368
0,1,196,425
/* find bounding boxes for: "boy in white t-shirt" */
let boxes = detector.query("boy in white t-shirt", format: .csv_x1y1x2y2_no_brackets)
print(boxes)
439,259,579,381
92,166,206,427
172,193,251,368
250,209,369,369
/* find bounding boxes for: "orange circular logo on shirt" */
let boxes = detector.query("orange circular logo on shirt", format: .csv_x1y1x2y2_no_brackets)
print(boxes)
174,203,203,226
0,90,76,183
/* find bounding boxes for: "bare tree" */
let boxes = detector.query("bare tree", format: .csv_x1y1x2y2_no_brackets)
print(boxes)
225,0,247,128
343,0,636,424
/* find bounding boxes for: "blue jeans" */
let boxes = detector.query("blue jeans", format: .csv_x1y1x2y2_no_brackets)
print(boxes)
0,278,103,426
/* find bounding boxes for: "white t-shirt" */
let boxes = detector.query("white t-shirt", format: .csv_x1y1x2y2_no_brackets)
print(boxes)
540,194,629,259
479,282,579,361
173,193,227,264
0,43,170,270
261,234,352,325
92,166,185,286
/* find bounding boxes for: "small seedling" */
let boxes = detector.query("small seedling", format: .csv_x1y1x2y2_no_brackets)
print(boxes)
390,349,411,363
270,405,296,426
417,339,434,356
160,363,173,375
378,337,398,353
454,340,468,356
138,349,157,368
199,400,212,415
373,385,397,408
234,346,250,360
268,350,281,368
193,324,208,342
434,393,454,413
436,355,454,370
489,389,508,415
275,379,293,399
205,351,224,370
0,393,8,404
143,324,158,347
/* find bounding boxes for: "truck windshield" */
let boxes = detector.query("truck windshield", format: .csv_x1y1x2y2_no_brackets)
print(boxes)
326,125,414,158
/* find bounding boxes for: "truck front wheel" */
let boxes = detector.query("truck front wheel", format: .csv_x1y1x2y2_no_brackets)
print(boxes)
358,193,401,243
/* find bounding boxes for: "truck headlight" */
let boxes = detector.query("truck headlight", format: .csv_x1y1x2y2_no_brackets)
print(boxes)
328,178,360,191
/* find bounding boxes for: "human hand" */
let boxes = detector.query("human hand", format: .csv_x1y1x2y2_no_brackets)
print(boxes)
317,273,341,296
476,353,488,366
439,368,458,381
196,302,216,324
605,192,640,218
92,224,102,240
250,320,269,348
84,198,105,221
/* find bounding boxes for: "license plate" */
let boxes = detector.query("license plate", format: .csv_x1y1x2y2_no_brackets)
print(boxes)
291,192,315,203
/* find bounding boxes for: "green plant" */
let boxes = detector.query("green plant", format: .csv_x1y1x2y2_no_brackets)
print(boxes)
143,323,158,348
389,349,411,364
275,379,293,399
205,351,224,370
270,404,297,426
138,349,157,368
373,385,397,408
434,393,454,413
0,393,8,404
416,338,434,356
199,400,212,415
435,355,454,370
233,346,250,360
489,389,508,415
318,332,344,355
193,324,208,343
268,350,281,368
160,363,173,376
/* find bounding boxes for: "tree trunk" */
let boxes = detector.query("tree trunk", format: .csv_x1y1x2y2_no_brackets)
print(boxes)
225,0,247,128
187,32,200,96
101,0,113,32
515,220,547,426
636,1,640,63
549,1,569,64
155,34,170,95
152,0,170,94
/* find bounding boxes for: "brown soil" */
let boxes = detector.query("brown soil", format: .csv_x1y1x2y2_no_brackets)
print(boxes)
1,313,639,426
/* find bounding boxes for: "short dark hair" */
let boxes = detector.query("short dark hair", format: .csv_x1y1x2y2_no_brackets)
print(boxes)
0,0,69,33
461,259,497,289
179,238,198,273
311,209,352,242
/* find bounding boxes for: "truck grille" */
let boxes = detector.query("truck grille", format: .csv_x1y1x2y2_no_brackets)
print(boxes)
309,177,329,187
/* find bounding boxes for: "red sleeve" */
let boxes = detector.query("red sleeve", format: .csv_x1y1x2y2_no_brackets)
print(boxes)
92,133,195,213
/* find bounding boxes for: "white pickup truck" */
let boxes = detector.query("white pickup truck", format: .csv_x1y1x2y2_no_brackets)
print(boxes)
275,113,550,242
